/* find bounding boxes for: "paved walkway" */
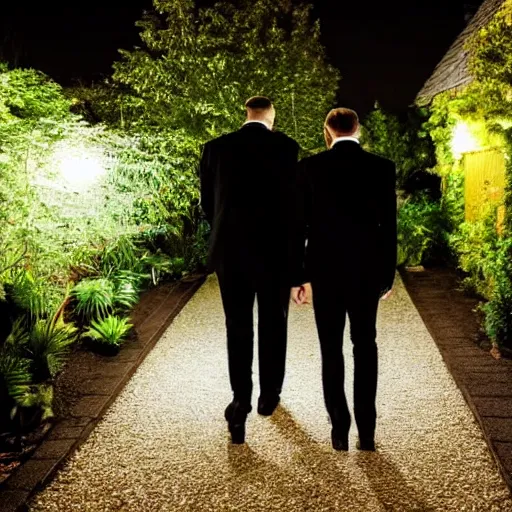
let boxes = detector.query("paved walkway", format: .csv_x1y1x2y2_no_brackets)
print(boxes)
30,275,512,511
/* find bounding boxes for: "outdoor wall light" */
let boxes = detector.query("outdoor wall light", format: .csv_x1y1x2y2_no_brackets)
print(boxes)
451,121,482,159
54,144,107,193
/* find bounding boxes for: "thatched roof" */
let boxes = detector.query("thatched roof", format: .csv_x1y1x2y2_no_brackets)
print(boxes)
416,0,505,105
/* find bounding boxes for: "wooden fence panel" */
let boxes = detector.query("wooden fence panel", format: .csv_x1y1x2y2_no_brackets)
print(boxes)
463,148,506,225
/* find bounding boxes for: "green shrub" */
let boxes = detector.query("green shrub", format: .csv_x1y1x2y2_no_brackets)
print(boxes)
71,278,115,322
448,211,499,298
397,193,445,267
83,315,133,349
480,236,512,347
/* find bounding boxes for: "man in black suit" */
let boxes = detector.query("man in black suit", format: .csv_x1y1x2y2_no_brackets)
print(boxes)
199,96,300,444
292,108,397,452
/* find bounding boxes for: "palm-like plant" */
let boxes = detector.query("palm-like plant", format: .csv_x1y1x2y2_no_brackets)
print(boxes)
142,253,185,285
114,281,139,310
9,270,47,321
100,236,143,275
111,270,143,310
0,351,33,428
4,317,30,353
27,318,78,382
0,352,32,406
14,384,55,424
83,315,133,348
71,278,115,322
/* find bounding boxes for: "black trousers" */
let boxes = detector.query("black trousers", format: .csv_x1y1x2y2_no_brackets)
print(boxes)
217,267,290,407
312,278,380,439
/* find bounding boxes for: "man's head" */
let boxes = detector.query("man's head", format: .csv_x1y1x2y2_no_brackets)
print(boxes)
245,96,275,129
323,108,360,148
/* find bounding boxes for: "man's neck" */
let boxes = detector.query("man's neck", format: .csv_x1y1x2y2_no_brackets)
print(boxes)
244,119,271,130
331,135,360,148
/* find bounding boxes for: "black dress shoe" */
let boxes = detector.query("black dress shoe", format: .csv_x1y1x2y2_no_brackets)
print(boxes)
224,401,251,444
257,394,280,416
331,429,349,451
356,438,376,451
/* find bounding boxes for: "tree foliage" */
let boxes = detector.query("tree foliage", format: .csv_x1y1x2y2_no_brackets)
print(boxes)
362,103,435,189
466,0,512,122
111,0,340,150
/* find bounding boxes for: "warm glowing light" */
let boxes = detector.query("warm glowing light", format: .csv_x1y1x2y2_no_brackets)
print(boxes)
52,143,107,192
451,121,482,159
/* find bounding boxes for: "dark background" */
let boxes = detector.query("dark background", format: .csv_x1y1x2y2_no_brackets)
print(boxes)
1,1,482,116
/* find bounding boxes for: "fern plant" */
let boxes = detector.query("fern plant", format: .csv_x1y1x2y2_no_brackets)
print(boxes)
100,236,143,275
26,318,78,382
4,317,30,353
0,352,32,407
111,271,143,310
71,278,115,322
12,384,55,424
0,351,33,429
83,315,133,348
142,253,185,285
9,270,47,321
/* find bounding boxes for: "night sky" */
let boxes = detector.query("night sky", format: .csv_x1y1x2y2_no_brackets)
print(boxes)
1,1,481,116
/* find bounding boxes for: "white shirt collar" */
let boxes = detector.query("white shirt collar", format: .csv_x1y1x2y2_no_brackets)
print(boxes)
331,136,360,147
243,120,271,130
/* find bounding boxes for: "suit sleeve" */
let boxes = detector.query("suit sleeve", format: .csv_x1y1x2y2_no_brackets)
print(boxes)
380,162,398,294
290,159,311,287
199,142,214,226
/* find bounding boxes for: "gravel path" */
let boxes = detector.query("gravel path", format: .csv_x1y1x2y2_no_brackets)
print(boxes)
30,275,512,511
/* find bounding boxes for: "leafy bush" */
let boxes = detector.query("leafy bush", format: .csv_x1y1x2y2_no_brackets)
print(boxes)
448,211,499,298
71,278,115,322
362,104,435,189
397,194,445,267
83,316,133,350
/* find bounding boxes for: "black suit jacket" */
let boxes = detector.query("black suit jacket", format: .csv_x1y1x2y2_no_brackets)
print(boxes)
199,122,300,280
292,140,397,294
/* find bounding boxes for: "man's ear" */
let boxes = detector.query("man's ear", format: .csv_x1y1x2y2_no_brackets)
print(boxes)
324,127,333,149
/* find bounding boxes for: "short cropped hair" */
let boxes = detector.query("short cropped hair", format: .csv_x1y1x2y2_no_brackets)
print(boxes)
245,96,273,111
324,108,359,135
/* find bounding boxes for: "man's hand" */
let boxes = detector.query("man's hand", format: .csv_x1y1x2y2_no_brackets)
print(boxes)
380,289,393,301
291,283,312,305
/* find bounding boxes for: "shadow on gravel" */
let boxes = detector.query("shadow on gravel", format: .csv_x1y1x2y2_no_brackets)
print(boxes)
354,451,435,512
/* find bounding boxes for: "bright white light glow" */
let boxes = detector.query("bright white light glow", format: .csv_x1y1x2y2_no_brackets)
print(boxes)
53,143,107,192
451,121,482,160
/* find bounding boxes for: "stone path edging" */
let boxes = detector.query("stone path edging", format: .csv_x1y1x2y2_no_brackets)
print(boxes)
0,275,205,512
400,267,512,492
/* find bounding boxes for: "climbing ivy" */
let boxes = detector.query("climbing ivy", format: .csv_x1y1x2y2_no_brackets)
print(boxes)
416,0,512,350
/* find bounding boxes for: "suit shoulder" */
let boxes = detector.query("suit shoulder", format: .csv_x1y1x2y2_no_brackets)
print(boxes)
363,149,395,169
273,131,300,149
299,149,329,167
206,132,232,147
